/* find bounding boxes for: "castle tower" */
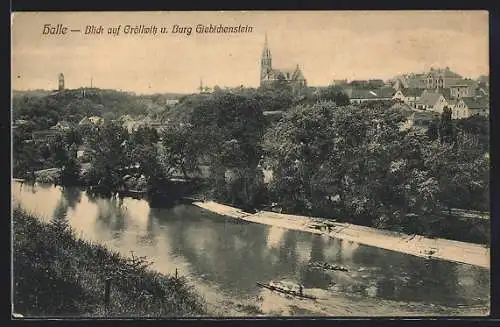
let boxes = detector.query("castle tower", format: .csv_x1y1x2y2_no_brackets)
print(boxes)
58,73,65,91
199,78,204,93
260,33,272,86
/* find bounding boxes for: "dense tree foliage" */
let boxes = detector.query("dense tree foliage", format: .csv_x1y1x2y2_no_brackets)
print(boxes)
263,101,488,234
11,89,174,128
12,86,489,240
317,85,350,105
86,122,130,195
169,91,267,208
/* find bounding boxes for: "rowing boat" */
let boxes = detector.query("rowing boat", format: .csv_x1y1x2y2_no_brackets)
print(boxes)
309,261,348,272
256,282,317,300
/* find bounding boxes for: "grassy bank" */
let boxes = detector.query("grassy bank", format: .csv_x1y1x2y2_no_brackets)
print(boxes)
12,207,207,317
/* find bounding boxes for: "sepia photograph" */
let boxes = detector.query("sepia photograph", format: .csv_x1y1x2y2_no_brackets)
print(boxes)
11,11,490,318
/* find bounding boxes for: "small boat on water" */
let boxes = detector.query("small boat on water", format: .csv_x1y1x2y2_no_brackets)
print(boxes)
256,281,317,300
309,261,348,272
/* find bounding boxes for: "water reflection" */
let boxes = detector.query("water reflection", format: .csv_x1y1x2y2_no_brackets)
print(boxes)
61,187,82,210
12,182,490,315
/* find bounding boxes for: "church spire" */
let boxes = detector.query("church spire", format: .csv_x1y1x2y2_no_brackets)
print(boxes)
261,33,271,59
260,32,273,86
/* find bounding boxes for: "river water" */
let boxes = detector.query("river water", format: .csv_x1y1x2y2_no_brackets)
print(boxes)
12,182,490,317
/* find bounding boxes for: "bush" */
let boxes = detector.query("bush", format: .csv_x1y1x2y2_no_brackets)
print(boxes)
12,208,206,317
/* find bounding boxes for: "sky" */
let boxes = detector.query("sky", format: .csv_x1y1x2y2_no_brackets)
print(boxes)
11,11,489,94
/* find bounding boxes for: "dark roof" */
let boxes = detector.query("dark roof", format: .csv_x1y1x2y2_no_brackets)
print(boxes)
440,88,452,100
447,99,458,107
477,75,489,84
350,87,394,99
449,79,476,87
461,97,489,110
400,88,423,97
426,67,462,78
417,91,444,106
378,87,396,98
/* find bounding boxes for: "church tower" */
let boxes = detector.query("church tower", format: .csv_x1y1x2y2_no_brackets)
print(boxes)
58,73,65,91
260,33,272,86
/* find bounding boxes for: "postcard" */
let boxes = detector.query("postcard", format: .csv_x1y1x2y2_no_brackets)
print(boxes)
11,11,490,318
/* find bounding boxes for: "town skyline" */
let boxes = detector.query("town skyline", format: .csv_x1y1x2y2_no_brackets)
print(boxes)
12,11,489,94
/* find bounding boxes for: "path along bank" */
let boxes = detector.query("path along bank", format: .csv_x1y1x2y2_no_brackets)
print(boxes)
193,201,489,269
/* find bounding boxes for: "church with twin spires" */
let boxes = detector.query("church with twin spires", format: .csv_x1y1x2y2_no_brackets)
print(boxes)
260,34,307,89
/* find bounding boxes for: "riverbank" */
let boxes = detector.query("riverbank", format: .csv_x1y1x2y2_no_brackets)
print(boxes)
193,201,490,269
12,207,207,317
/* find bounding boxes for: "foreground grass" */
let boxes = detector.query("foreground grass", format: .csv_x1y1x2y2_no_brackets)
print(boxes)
12,207,207,317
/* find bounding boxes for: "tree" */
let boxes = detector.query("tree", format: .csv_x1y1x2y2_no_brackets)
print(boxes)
124,126,165,192
427,118,439,141
60,156,81,186
264,100,440,229
320,85,350,106
423,140,489,212
177,90,266,208
160,124,199,179
439,106,455,143
87,121,130,195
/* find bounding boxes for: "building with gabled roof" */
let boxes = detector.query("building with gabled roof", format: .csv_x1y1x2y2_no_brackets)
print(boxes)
79,116,104,126
415,90,448,113
423,67,463,89
452,96,489,119
392,88,423,107
392,73,426,90
449,78,477,99
50,120,72,131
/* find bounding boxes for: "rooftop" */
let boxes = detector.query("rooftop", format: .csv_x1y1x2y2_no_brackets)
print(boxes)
350,87,394,99
461,97,489,110
399,88,423,97
426,67,462,78
417,90,444,106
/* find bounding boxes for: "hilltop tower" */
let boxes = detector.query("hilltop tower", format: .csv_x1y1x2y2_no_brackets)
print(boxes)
58,73,65,91
260,33,272,85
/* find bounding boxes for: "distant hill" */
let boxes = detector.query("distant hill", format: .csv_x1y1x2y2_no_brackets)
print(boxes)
12,87,175,130
139,92,188,100
12,90,54,98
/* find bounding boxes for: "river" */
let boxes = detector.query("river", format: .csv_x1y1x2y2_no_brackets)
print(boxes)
12,182,490,317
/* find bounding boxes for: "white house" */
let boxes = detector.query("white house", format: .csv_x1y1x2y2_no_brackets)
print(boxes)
392,88,423,108
415,90,448,113
79,116,104,126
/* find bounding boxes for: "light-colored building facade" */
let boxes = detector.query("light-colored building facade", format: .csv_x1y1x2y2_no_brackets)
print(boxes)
423,67,463,89
392,88,423,108
415,90,448,113
449,80,476,99
452,97,489,119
